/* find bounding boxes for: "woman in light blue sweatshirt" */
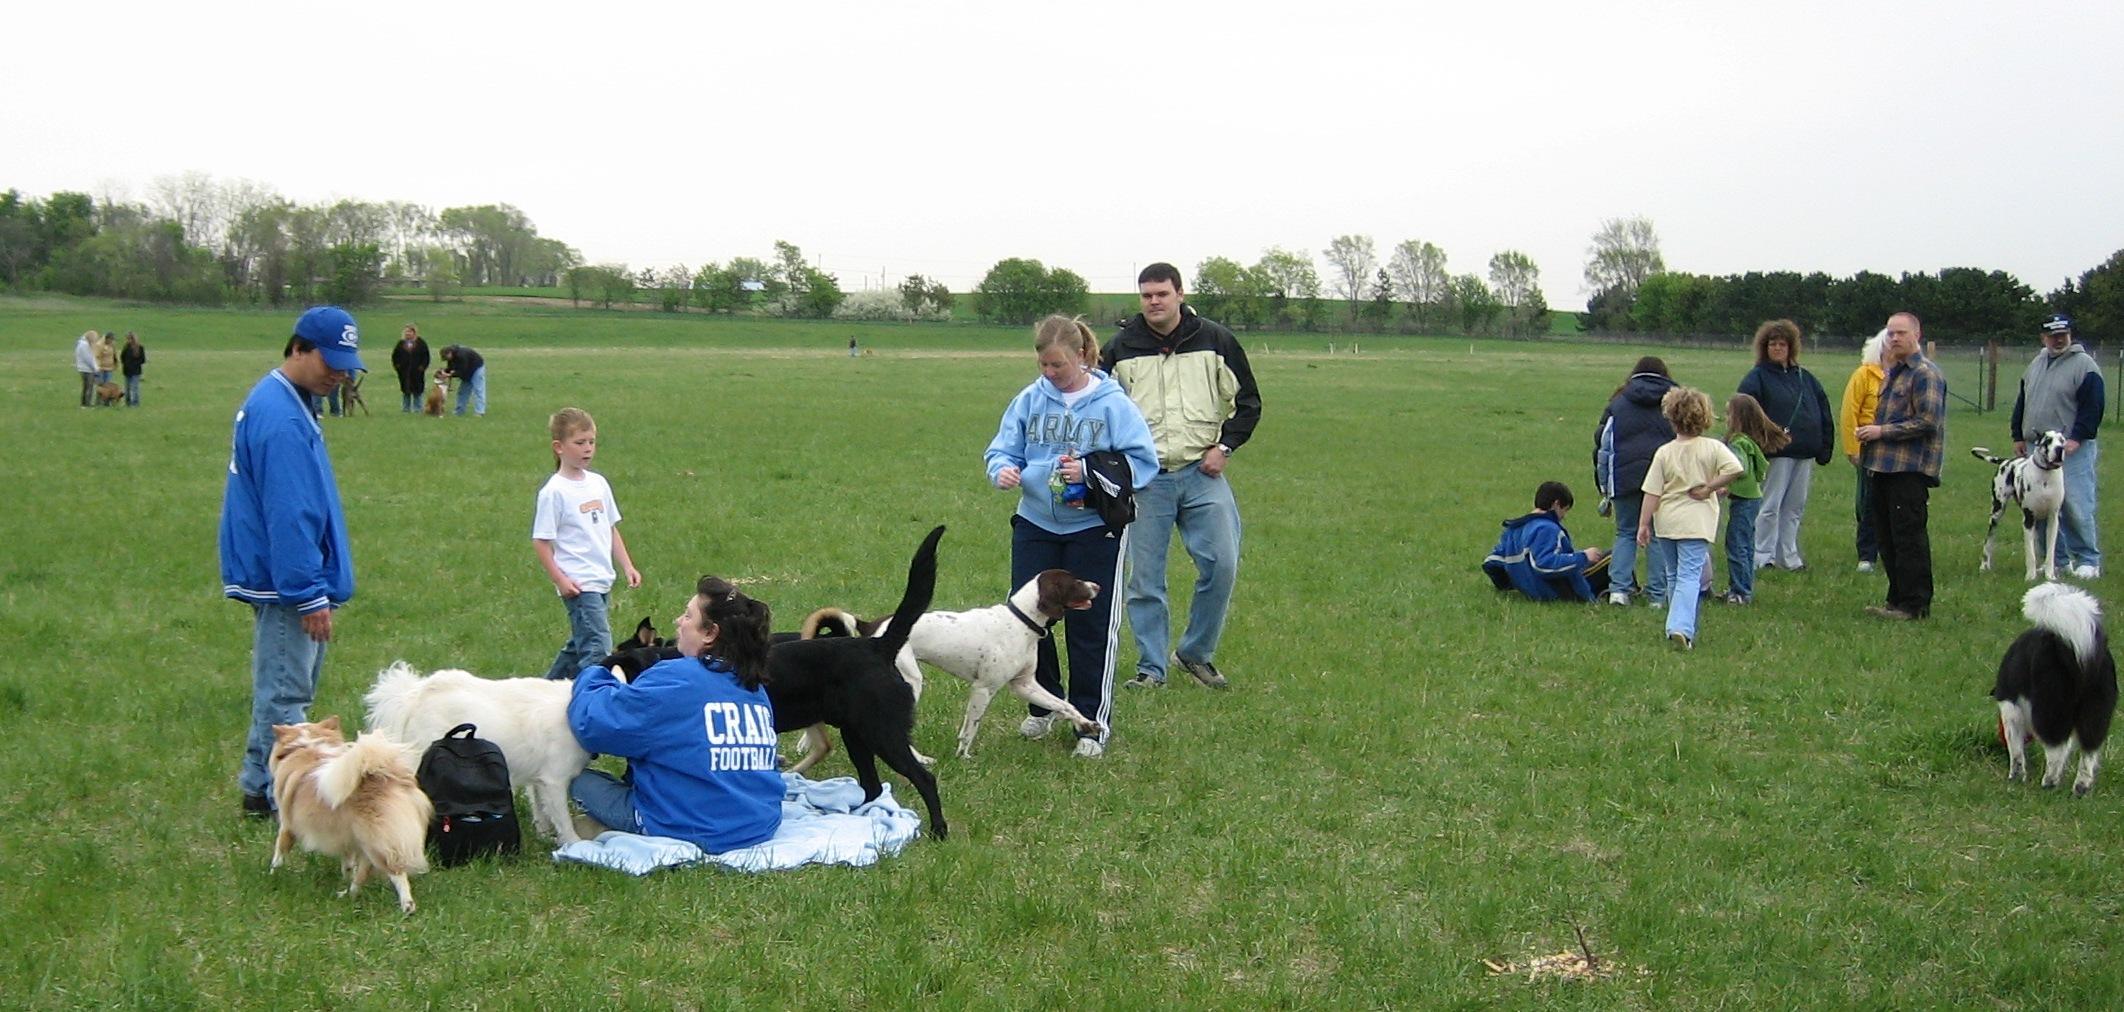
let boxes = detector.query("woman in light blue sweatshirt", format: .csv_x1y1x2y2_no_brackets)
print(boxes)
984,315,1159,758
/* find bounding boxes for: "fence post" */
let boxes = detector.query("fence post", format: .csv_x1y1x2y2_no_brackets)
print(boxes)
1985,340,1999,412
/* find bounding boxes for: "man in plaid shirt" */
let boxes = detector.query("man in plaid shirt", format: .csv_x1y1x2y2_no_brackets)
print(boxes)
1857,312,1945,619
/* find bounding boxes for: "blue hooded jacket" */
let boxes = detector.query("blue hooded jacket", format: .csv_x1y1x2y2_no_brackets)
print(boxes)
985,371,1160,535
1483,511,1598,602
1594,372,1676,502
219,370,354,613
568,656,783,853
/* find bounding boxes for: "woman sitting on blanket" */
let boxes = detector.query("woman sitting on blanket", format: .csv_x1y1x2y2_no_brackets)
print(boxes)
568,576,782,852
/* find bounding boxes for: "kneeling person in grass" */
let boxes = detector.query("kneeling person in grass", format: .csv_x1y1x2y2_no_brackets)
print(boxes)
1484,481,1610,602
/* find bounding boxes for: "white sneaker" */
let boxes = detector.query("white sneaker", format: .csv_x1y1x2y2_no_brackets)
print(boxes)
2072,564,2102,580
1072,737,1104,758
1018,715,1055,739
1607,591,1630,606
1856,561,1875,573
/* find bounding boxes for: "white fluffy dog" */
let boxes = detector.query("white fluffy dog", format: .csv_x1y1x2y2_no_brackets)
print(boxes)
363,662,588,845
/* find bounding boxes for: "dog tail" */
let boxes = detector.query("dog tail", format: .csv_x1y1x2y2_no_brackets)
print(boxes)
2024,582,2105,668
362,661,425,741
316,732,421,808
802,607,862,639
875,526,946,660
1970,446,2006,465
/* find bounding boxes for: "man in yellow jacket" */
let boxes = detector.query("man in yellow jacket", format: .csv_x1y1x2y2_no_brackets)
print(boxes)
1838,331,1887,573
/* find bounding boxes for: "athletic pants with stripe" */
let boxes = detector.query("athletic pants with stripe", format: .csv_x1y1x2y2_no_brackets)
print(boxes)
1011,514,1124,745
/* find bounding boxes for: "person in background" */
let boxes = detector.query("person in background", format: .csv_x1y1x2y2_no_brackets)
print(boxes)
119,331,146,407
1736,319,1833,572
440,344,487,417
1101,263,1261,691
1857,312,1946,620
392,325,431,413
1837,331,1888,573
1594,356,1677,606
74,330,98,408
2009,313,2103,579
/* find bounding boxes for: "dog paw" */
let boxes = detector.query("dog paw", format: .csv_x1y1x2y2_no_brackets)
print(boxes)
2074,782,2094,797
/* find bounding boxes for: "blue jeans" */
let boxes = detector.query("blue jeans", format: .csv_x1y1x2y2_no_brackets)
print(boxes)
569,769,640,833
1013,515,1125,741
1125,462,1241,682
124,375,140,406
1660,538,1709,640
239,604,328,800
1725,496,1762,599
544,590,613,680
1609,495,1667,601
455,366,486,416
2057,440,2101,569
1853,461,1878,564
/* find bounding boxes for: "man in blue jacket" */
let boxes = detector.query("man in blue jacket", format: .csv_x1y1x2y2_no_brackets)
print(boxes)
1484,482,1610,601
222,306,363,817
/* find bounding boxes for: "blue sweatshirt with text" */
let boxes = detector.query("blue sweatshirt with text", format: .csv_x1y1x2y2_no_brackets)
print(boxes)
568,656,783,853
219,370,354,613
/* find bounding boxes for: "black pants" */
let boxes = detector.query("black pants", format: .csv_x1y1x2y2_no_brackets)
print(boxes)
1869,471,1933,616
1011,514,1124,742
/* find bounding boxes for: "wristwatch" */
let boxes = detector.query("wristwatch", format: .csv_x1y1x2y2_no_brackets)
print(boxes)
1214,443,1233,456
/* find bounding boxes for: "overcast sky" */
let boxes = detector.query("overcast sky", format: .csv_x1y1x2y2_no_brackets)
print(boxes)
9,1,2120,306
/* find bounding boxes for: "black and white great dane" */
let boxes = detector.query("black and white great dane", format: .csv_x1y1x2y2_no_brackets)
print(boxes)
1973,429,2068,581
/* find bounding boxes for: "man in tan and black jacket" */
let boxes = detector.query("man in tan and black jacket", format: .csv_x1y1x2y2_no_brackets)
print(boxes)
1101,262,1262,690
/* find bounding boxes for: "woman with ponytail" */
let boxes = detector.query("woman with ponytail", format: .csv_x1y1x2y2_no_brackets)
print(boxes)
566,575,781,851
985,315,1158,758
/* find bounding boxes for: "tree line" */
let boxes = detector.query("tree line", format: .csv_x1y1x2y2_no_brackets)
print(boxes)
0,175,579,308
1581,216,2123,345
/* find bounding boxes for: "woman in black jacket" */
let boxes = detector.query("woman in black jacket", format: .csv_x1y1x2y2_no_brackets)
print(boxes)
390,325,431,413
1736,319,1834,571
1593,356,1677,604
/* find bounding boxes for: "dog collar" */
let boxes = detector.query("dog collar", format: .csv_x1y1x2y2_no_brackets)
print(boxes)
1006,600,1052,638
2032,453,2062,471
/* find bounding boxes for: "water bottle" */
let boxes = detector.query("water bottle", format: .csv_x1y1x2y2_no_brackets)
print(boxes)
1060,452,1088,508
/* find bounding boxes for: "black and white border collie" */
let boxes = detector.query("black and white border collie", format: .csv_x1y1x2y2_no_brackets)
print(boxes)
1993,582,2117,795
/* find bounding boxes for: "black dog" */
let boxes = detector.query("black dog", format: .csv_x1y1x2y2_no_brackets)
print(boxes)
595,526,950,838
617,616,667,652
1994,582,2117,795
766,525,947,838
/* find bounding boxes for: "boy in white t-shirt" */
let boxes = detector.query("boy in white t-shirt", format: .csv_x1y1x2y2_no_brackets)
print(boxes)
535,408,642,679
1636,387,1743,651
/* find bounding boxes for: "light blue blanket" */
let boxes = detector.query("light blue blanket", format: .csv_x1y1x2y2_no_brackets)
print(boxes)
552,772,923,875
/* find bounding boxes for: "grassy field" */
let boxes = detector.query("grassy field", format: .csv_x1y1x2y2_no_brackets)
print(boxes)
2,295,2117,1008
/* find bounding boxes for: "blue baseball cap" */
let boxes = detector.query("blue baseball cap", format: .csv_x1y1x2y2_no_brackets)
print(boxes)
2042,313,2073,334
293,306,364,372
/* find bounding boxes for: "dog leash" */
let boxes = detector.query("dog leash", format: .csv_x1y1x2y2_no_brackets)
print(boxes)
1006,600,1052,638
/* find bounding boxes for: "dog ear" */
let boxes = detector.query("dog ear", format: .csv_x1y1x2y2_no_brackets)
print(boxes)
319,715,342,732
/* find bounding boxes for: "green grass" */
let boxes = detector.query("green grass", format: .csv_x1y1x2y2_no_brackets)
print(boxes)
2,295,2118,1008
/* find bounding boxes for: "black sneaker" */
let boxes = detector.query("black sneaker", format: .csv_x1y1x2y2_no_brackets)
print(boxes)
1175,656,1228,689
1123,672,1164,690
241,792,273,819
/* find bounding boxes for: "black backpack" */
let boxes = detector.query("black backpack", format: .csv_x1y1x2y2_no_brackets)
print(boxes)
415,723,522,865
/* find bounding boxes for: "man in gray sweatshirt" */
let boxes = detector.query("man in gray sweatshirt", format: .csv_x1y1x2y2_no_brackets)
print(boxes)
2010,313,2105,578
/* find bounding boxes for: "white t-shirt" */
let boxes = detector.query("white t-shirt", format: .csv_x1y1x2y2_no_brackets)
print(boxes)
532,470,621,593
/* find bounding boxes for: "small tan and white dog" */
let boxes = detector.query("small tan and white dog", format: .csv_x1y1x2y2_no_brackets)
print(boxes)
267,716,432,914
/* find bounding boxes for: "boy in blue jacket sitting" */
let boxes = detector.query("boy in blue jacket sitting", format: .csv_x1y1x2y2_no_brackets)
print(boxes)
1483,481,1610,602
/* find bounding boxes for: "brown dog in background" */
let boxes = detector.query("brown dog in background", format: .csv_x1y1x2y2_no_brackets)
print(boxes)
423,371,448,416
268,716,433,914
95,381,124,406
